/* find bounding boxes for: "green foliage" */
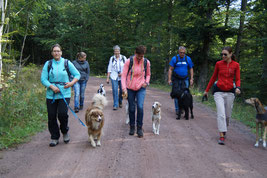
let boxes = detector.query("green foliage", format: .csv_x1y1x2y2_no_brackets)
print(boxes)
0,66,47,149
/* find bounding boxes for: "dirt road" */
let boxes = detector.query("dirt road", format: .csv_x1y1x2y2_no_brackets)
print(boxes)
0,77,266,178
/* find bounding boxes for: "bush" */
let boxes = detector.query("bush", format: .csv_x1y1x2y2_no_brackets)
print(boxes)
0,65,47,149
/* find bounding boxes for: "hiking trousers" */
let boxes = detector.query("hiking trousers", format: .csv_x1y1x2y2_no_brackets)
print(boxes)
214,92,235,132
46,98,70,140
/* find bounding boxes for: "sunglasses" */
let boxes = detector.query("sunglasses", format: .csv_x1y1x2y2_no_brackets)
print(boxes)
220,53,228,56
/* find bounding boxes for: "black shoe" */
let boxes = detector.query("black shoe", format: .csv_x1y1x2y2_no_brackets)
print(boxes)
137,126,143,138
113,107,118,110
119,103,122,108
129,125,135,135
75,108,79,113
79,105,83,110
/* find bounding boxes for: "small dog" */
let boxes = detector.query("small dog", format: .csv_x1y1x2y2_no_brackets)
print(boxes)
177,88,194,120
97,84,106,96
152,102,162,135
125,101,129,124
85,94,107,148
245,97,267,148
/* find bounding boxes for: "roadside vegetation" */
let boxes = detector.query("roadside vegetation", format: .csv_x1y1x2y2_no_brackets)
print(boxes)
0,64,47,150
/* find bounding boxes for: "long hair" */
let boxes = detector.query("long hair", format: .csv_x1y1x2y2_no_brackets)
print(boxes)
223,46,236,61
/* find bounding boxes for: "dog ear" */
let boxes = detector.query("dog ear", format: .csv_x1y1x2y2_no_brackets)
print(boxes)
158,102,161,107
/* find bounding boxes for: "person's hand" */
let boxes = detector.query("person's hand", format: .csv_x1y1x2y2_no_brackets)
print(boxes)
190,78,194,86
142,83,148,88
168,79,172,85
235,88,241,95
50,85,60,93
106,78,109,84
122,90,128,99
203,91,208,97
118,73,122,77
64,82,73,89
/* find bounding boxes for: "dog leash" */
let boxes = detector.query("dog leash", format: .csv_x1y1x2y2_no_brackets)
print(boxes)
51,85,87,128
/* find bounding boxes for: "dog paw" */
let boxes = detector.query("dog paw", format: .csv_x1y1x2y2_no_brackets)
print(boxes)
254,142,259,147
91,141,96,148
97,140,101,146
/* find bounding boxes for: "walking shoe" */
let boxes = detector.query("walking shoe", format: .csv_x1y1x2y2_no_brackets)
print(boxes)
63,133,70,143
218,137,225,145
79,105,83,110
137,126,143,138
129,125,135,135
113,107,118,110
119,103,122,108
75,108,79,113
49,139,59,147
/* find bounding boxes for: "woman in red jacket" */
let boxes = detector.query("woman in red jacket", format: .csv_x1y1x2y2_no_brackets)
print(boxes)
203,46,241,145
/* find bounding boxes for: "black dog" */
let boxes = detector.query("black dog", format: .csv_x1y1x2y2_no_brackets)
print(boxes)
176,88,194,120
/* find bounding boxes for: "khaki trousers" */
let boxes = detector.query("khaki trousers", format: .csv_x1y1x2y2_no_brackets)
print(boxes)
214,92,235,132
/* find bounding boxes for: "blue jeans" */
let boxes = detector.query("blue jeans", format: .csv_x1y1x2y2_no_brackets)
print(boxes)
73,80,87,109
111,78,119,108
174,79,189,112
118,80,123,104
127,87,146,127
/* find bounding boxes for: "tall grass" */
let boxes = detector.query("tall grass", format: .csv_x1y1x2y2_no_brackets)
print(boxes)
0,64,47,149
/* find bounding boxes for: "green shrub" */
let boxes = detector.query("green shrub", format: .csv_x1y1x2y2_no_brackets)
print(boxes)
0,65,47,149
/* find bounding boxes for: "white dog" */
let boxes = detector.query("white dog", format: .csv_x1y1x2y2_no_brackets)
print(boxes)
125,101,129,124
152,102,162,135
97,84,106,96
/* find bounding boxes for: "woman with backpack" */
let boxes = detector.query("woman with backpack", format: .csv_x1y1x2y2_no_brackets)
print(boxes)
203,46,241,145
41,44,80,147
106,45,127,110
121,45,151,138
72,52,90,113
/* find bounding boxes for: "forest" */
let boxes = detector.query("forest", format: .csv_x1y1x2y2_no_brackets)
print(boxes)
0,0,267,103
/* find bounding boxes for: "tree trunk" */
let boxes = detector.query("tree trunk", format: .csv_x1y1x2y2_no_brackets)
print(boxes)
235,0,247,61
198,6,214,91
222,0,231,45
0,0,8,89
164,0,173,82
16,12,29,81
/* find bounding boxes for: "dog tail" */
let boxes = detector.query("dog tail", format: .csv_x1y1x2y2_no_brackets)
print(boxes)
92,93,108,110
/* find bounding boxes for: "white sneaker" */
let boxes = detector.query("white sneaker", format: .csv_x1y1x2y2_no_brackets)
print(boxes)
63,133,70,143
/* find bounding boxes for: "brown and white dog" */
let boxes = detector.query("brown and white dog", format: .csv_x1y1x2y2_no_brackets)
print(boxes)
245,97,267,148
85,94,107,148
152,102,162,135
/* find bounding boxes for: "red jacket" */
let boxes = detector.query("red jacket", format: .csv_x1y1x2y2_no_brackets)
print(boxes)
205,60,240,92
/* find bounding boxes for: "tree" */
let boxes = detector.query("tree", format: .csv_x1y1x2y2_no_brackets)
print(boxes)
0,0,8,88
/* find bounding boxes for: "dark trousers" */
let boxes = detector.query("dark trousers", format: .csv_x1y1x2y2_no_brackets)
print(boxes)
118,80,123,104
46,98,70,140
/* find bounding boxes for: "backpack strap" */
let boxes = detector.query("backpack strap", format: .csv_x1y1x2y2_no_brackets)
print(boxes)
175,55,188,67
47,59,71,82
144,58,147,80
64,59,72,81
47,60,53,81
127,56,148,80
